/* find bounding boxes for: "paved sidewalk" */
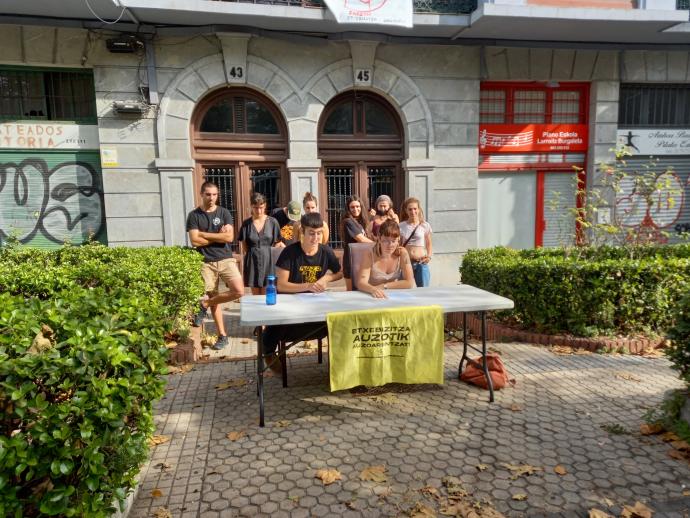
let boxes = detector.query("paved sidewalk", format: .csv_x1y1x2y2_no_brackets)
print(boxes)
131,333,690,517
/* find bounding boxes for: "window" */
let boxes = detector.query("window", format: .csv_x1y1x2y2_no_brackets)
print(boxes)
480,83,588,125
619,84,690,128
0,68,96,122
322,96,397,136
200,96,279,134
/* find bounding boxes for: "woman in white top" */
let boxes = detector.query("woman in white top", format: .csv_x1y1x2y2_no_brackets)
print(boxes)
398,197,433,287
357,219,415,299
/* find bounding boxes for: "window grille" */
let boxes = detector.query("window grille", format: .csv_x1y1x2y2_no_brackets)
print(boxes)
0,68,96,122
200,96,280,134
551,91,581,123
367,166,396,212
514,90,546,124
480,90,506,123
250,167,280,214
619,84,690,128
203,166,239,252
325,167,353,249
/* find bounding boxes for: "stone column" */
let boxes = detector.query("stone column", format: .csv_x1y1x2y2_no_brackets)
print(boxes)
156,158,197,246
287,158,322,202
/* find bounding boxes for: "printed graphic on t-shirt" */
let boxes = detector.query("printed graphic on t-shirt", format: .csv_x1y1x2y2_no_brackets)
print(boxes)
213,216,221,227
299,265,322,283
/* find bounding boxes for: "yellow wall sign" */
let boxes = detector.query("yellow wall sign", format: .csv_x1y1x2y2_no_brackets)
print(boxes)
326,305,444,392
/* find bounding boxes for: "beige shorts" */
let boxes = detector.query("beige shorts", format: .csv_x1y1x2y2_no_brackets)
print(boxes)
201,258,241,295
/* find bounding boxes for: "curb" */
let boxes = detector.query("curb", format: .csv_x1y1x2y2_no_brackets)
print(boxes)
446,312,665,353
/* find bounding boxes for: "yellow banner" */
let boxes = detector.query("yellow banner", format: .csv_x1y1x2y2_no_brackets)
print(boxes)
326,305,444,392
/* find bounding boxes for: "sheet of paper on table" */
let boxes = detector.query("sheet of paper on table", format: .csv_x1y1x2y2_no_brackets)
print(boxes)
293,292,337,302
385,291,416,300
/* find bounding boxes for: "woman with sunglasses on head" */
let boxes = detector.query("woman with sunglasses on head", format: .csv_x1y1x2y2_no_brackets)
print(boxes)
357,219,414,299
399,197,433,287
341,195,374,291
238,192,282,295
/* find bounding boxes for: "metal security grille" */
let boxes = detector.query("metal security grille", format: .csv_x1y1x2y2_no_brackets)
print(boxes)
552,91,581,123
619,84,690,128
368,166,396,212
325,167,353,249
0,69,96,122
679,0,689,9
513,90,546,124
250,167,280,213
203,166,238,252
480,90,506,123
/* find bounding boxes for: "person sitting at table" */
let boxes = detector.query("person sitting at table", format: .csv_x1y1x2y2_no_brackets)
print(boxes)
262,211,343,373
357,219,415,299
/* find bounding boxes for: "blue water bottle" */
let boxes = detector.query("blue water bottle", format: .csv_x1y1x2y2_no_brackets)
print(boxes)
265,275,277,305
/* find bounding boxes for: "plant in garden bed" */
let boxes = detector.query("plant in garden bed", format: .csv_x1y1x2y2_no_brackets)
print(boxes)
0,244,204,516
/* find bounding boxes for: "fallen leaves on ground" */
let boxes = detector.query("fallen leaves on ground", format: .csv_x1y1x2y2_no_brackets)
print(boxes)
639,347,665,358
315,468,342,485
275,419,291,428
200,333,217,348
512,494,528,501
554,465,567,475
501,463,542,479
509,404,524,412
360,465,387,483
409,502,436,517
167,364,194,375
621,501,654,518
476,464,489,471
615,372,641,382
661,431,681,442
153,462,171,471
148,435,171,447
369,393,400,405
551,345,592,355
442,476,468,499
639,423,664,435
151,489,163,498
226,430,246,441
215,379,249,390
288,495,300,504
420,486,441,499
152,507,172,518
589,510,615,518
601,423,630,435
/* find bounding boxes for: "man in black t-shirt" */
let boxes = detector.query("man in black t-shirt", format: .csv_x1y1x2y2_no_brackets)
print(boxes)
186,181,244,350
263,211,343,372
270,200,301,246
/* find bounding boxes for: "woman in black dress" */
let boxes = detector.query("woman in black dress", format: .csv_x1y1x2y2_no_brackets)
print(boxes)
340,195,374,291
238,193,282,295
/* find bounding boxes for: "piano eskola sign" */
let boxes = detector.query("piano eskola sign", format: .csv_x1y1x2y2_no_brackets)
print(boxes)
479,124,588,153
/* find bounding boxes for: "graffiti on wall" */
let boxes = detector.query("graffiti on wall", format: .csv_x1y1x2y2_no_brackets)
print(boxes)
0,158,104,245
615,171,689,243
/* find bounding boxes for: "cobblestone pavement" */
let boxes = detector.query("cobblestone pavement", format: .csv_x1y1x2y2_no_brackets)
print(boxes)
130,338,690,518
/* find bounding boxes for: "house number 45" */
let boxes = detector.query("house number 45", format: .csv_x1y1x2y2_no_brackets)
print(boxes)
355,69,372,85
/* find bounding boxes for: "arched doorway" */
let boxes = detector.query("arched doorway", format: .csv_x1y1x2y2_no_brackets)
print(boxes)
318,91,404,248
192,88,288,249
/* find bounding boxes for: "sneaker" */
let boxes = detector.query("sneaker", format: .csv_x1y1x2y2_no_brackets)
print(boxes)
192,303,207,327
212,335,229,351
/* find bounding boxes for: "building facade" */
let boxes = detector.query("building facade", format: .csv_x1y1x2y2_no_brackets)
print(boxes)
1,0,689,284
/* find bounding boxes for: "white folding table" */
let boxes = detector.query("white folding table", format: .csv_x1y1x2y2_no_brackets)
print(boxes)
240,285,514,426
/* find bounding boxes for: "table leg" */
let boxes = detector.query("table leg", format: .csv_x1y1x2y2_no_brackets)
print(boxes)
458,312,469,375
257,329,265,427
480,311,494,403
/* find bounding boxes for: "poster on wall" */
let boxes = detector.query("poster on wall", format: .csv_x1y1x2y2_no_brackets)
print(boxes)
323,0,413,27
0,123,99,150
616,128,690,156
479,124,588,153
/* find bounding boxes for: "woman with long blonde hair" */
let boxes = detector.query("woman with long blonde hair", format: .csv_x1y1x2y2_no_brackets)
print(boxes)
399,197,433,287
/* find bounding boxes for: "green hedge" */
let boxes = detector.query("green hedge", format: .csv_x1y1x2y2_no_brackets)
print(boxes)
460,245,690,336
0,244,204,516
667,293,690,387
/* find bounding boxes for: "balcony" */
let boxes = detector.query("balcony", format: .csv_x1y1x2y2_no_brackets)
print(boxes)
212,0,478,14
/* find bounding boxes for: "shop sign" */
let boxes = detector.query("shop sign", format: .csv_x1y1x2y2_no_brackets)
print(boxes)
617,128,690,155
323,0,413,28
479,124,588,153
0,123,99,150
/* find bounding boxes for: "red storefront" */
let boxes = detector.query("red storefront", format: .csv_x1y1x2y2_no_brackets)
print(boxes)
478,82,589,248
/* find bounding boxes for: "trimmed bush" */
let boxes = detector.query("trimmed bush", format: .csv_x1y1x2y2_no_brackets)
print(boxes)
0,244,204,516
667,293,690,387
460,245,690,337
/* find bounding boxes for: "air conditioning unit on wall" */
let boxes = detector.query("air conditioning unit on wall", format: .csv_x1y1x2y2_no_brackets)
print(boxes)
112,100,147,114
